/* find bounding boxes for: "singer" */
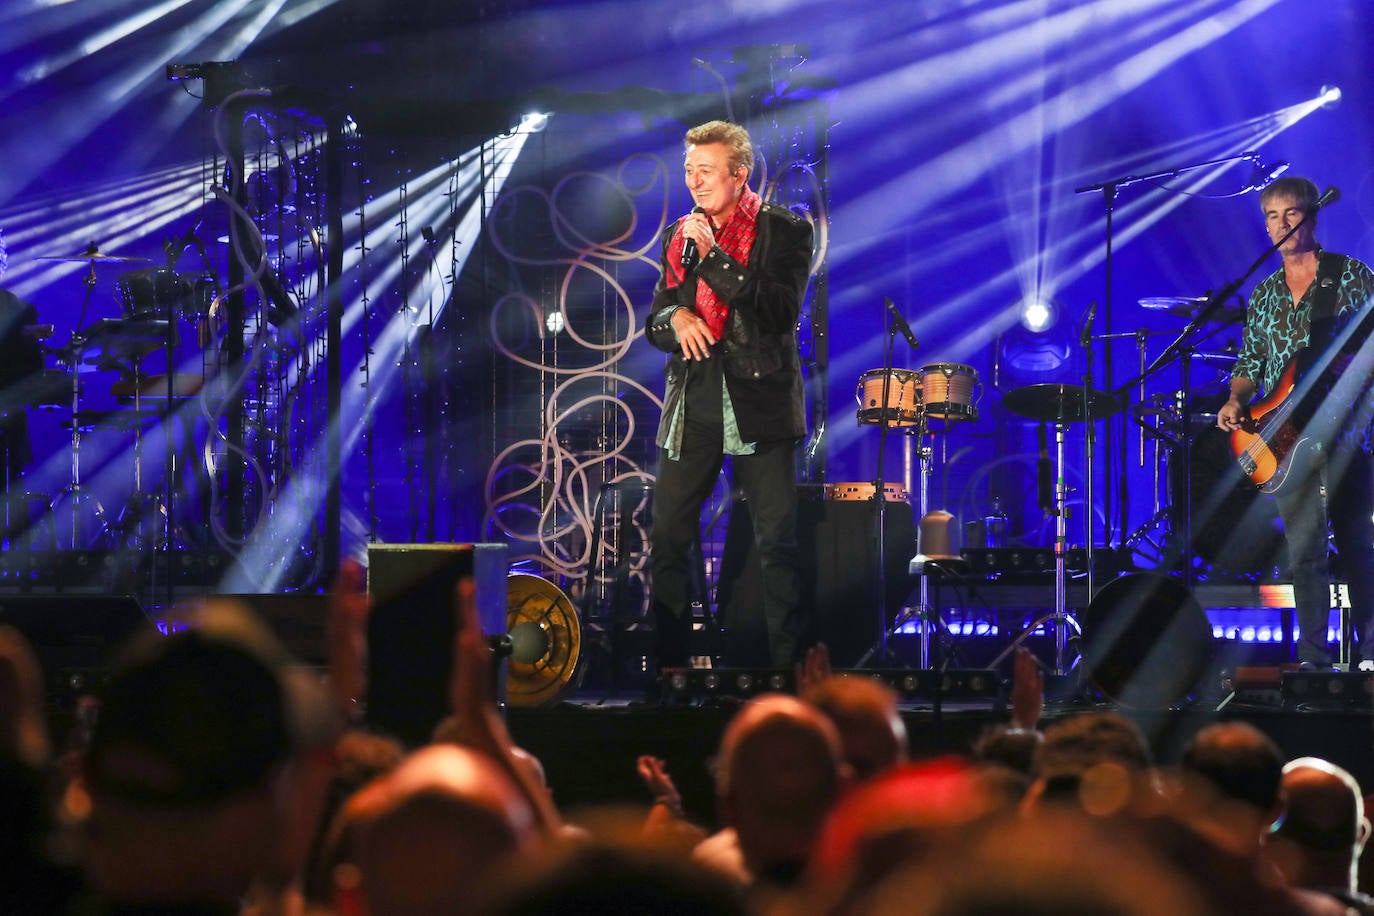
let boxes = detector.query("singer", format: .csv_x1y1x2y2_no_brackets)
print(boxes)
643,120,814,680
1217,176,1374,669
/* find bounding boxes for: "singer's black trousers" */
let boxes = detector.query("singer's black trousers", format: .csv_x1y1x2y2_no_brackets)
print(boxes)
650,355,802,669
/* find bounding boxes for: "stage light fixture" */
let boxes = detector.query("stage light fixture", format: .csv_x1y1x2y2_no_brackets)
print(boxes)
1019,298,1056,332
994,296,1074,390
1319,84,1342,109
519,112,550,134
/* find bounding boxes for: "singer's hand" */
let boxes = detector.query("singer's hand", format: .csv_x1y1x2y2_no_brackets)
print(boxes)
671,308,716,361
681,212,714,261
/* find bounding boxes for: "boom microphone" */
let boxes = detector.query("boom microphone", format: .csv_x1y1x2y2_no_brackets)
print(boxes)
1316,186,1340,209
885,297,920,350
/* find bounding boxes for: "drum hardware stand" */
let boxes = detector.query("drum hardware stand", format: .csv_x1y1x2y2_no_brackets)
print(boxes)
905,430,938,668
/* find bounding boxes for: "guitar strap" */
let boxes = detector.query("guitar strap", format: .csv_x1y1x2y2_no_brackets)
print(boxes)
1294,252,1343,373
1308,250,1343,328
1296,251,1354,433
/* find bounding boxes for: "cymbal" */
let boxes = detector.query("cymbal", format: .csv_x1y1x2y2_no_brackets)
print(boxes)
216,233,278,244
1139,296,1206,312
33,250,147,264
1139,296,1245,325
1002,383,1124,423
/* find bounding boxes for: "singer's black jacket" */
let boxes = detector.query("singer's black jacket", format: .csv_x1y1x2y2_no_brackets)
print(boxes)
644,203,813,446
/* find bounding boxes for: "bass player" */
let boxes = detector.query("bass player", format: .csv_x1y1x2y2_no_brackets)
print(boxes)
1217,176,1374,670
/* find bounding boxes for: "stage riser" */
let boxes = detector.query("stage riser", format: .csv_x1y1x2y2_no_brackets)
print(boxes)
507,703,1374,832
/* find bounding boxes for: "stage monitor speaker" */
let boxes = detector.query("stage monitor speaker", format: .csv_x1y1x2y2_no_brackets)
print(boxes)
365,543,508,748
1080,572,1213,709
200,594,331,666
0,593,155,705
717,485,917,668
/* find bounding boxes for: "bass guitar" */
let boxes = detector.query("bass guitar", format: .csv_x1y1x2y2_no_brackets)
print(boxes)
1228,358,1315,494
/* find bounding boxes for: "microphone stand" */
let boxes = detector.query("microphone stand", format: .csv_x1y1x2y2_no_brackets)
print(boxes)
872,319,895,664
1080,306,1097,604
863,298,920,667
1076,150,1260,550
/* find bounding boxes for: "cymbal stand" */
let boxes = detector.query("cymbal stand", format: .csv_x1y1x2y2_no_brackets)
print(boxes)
988,420,1081,675
1050,420,1075,674
60,264,100,550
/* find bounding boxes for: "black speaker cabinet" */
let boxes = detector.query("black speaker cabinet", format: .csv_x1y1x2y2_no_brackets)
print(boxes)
210,594,332,665
0,593,155,705
716,486,918,667
365,543,508,747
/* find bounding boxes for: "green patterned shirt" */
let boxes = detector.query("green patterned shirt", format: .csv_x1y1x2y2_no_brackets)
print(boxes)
1232,250,1374,448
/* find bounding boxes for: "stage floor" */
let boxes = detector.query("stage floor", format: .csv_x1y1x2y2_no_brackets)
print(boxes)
508,687,1374,830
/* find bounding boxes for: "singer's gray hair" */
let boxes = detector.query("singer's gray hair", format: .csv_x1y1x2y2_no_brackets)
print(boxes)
1260,176,1321,218
684,121,754,179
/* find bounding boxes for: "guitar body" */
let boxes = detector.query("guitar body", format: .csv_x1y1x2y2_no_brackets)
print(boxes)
1229,359,1315,494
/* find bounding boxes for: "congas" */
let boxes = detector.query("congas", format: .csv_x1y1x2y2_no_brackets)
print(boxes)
919,363,980,421
855,368,922,427
824,481,909,502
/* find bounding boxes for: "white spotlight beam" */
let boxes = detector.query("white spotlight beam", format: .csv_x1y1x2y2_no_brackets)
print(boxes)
0,0,260,207
849,0,1285,236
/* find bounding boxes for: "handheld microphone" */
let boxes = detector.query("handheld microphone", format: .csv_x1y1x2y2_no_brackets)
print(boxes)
885,297,920,350
680,205,705,271
1316,186,1341,209
1246,159,1290,192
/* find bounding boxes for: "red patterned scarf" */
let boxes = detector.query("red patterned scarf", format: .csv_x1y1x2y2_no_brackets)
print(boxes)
665,188,761,339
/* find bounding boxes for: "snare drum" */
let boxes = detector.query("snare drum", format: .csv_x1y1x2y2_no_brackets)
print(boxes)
918,363,980,422
825,481,909,502
855,368,922,427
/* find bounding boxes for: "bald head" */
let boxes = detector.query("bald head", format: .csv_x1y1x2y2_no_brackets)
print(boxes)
715,694,846,878
356,745,538,916
1278,757,1364,852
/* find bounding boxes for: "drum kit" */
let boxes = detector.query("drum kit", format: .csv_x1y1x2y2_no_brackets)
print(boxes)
12,244,213,550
